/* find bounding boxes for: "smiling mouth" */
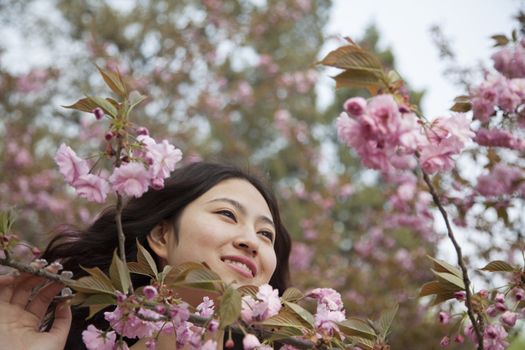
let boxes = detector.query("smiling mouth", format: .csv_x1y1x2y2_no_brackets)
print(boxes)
221,258,255,278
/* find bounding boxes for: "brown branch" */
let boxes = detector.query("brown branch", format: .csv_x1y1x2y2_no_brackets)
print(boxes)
0,258,74,285
421,172,483,350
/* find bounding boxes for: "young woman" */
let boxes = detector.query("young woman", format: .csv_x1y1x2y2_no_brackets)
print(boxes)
0,161,292,349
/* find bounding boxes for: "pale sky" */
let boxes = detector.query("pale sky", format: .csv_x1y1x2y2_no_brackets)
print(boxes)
323,0,521,117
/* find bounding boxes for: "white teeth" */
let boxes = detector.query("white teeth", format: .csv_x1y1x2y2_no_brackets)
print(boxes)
224,259,252,275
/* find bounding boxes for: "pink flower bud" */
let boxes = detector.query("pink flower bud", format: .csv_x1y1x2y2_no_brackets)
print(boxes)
495,293,505,303
137,127,149,136
343,97,366,117
105,131,114,141
454,335,464,344
225,339,235,348
486,305,498,317
514,288,524,301
243,334,261,350
208,320,219,332
31,247,41,256
438,311,450,325
500,311,518,327
92,107,104,120
495,302,507,312
440,336,450,347
478,289,489,298
30,258,48,269
454,291,466,301
143,285,158,300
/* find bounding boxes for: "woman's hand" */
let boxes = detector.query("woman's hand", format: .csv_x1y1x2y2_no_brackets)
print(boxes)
0,273,71,350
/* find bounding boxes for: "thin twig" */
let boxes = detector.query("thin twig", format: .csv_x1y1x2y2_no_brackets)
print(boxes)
422,172,483,350
0,258,74,285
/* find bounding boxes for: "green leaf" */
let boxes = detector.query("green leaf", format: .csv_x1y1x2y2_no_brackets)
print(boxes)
267,326,303,342
0,208,16,235
376,303,398,339
427,256,463,278
128,91,147,113
419,280,460,297
109,250,132,293
318,43,383,71
237,285,259,298
491,34,509,47
218,286,241,328
347,336,375,350
87,95,118,118
88,304,110,320
164,262,207,285
450,95,472,112
260,309,306,329
182,268,223,291
432,270,465,290
128,262,156,277
78,266,114,288
96,64,127,97
480,260,515,272
136,239,158,278
283,301,314,328
333,69,385,95
69,275,115,295
338,318,377,340
281,287,304,302
430,292,457,306
62,98,99,113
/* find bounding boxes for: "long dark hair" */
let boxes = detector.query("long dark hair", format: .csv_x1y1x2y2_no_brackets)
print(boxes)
42,161,291,349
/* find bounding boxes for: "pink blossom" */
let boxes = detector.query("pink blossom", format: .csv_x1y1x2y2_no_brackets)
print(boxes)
196,296,215,318
202,340,218,350
290,242,314,271
474,128,525,150
308,288,344,311
513,288,524,301
82,324,116,350
475,163,522,197
109,163,151,197
143,286,158,300
500,311,518,327
419,137,463,174
343,97,366,117
104,306,161,339
430,114,474,145
242,334,261,350
483,324,509,350
55,143,89,184
492,45,525,78
256,284,282,316
366,94,402,136
92,107,104,120
439,336,450,347
438,311,450,325
73,174,111,203
147,140,183,181
314,303,345,336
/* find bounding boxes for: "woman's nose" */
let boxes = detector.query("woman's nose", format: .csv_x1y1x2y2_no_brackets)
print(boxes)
233,236,258,257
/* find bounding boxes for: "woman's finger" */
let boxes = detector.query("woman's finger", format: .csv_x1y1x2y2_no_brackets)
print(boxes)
0,273,17,302
25,281,64,321
10,274,46,308
48,300,72,348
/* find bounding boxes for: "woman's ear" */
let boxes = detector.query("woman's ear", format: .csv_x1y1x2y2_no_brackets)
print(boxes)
147,223,171,261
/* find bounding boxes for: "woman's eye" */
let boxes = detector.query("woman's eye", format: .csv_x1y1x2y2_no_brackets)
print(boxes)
217,210,237,222
259,230,275,242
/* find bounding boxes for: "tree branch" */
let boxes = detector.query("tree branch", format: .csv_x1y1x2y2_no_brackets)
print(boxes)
421,171,483,350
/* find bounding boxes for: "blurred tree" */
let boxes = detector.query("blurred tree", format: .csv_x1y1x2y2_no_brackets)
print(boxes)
0,1,455,348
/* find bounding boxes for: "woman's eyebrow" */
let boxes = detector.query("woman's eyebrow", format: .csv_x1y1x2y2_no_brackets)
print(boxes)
206,197,275,228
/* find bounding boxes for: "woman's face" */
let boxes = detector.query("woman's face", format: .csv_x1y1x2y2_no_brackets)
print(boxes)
155,178,278,287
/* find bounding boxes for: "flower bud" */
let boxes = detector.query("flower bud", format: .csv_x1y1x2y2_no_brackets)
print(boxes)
454,335,464,344
208,320,219,332
439,336,450,347
514,288,524,301
454,291,466,301
343,97,366,117
495,293,505,303
105,131,114,141
60,270,74,279
30,258,48,269
31,247,41,256
225,339,235,348
501,311,517,327
478,289,489,298
242,334,260,350
438,311,450,325
45,261,63,274
137,127,149,136
92,107,104,120
143,285,158,300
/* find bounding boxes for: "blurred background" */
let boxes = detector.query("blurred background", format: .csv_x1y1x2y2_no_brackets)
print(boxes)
0,1,523,348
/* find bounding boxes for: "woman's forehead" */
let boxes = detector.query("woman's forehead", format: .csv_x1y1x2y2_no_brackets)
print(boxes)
197,179,273,216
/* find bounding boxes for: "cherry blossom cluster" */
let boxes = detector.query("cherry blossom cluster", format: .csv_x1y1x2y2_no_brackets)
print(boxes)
438,288,525,350
336,94,474,175
82,288,222,350
54,111,182,203
308,288,346,338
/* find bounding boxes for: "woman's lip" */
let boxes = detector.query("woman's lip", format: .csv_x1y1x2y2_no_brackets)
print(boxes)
221,255,257,278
